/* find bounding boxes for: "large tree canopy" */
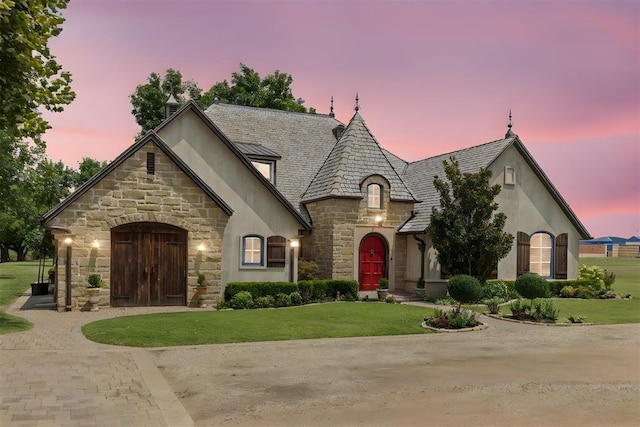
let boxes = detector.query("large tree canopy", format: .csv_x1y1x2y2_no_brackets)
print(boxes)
130,64,314,134
427,157,514,283
0,0,75,144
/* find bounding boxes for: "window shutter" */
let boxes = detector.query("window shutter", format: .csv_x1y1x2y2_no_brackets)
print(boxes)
517,232,530,276
555,233,568,279
267,236,286,268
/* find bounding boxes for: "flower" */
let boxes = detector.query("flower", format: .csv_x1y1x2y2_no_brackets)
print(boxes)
196,273,211,287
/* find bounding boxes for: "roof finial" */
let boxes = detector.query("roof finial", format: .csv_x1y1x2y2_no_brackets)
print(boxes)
505,109,515,138
354,92,359,112
329,96,335,117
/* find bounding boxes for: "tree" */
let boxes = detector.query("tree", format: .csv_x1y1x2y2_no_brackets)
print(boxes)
427,157,513,283
130,64,314,134
0,0,75,144
74,157,108,187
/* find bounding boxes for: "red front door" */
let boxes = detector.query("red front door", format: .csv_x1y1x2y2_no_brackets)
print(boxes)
359,235,386,290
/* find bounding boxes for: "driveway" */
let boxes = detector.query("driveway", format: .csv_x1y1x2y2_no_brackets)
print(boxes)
2,293,639,426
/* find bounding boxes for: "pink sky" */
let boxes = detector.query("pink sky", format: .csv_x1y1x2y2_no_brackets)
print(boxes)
42,0,639,238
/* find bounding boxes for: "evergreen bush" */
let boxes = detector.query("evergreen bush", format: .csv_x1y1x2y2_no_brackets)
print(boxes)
447,275,482,309
229,291,254,309
515,273,548,305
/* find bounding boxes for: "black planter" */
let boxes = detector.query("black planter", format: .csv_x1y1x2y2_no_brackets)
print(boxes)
30,282,49,296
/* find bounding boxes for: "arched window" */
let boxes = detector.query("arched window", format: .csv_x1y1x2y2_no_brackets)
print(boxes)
530,232,552,277
367,184,382,209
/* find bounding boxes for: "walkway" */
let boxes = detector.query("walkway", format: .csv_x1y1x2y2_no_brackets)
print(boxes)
0,292,194,427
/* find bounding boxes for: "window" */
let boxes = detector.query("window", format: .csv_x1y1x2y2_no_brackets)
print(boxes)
504,166,515,185
267,236,286,267
367,184,382,209
242,235,264,266
251,161,273,182
530,232,552,277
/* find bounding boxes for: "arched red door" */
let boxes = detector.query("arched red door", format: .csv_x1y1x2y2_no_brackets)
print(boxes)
359,235,387,290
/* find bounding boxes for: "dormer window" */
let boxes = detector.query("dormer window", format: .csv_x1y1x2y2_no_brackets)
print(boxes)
251,161,274,183
367,184,382,209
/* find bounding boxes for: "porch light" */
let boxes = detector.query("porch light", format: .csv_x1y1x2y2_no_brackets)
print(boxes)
374,215,383,224
197,243,206,251
290,240,299,248
64,237,73,245
92,240,100,249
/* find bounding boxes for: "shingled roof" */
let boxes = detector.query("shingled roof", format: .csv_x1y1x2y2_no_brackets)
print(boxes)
301,112,417,203
399,135,590,239
204,103,342,219
399,137,514,233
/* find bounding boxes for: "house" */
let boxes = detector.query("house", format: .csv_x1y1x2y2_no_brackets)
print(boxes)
42,100,591,311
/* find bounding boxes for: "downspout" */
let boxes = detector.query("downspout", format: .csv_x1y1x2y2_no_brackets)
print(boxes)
413,234,426,283
65,244,72,311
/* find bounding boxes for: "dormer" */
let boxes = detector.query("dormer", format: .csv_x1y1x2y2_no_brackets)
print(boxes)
234,142,282,185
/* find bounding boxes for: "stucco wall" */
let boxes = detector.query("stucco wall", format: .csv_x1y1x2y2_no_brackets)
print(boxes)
45,142,229,310
404,144,585,282
158,110,302,285
491,145,583,279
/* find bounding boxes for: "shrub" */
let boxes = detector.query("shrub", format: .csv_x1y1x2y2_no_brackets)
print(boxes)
274,293,292,308
298,259,320,280
224,282,298,301
384,295,398,304
482,280,510,301
378,278,389,289
423,308,479,329
532,299,559,321
560,285,576,298
484,297,502,315
604,270,616,290
289,291,303,306
568,315,586,324
508,299,531,319
447,275,482,309
576,285,595,299
578,264,606,292
229,291,254,309
329,280,359,299
515,273,549,305
254,295,275,308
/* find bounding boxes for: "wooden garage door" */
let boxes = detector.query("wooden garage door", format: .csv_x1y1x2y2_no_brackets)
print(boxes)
111,222,187,306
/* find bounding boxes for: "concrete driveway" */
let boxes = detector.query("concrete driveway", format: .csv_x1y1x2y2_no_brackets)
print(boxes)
2,292,639,426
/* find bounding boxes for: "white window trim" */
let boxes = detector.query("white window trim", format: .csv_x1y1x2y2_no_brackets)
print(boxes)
504,166,516,186
251,161,274,183
240,235,265,269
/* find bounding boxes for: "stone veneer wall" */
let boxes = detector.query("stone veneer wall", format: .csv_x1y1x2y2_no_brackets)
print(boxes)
48,142,229,311
304,177,415,285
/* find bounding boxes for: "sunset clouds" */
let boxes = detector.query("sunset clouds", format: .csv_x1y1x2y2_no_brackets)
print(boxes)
42,0,639,237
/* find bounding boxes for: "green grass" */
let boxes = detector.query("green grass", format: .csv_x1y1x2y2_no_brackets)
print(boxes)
472,257,640,324
82,303,434,347
0,260,39,334
0,260,40,307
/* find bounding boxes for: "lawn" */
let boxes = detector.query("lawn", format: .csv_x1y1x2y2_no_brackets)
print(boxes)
480,257,640,324
82,302,434,347
0,260,39,334
551,257,640,324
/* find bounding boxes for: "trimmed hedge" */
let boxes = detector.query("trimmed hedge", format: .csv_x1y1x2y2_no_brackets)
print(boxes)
224,279,358,302
224,282,298,301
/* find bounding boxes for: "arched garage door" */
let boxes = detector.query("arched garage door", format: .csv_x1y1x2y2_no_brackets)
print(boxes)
111,222,187,306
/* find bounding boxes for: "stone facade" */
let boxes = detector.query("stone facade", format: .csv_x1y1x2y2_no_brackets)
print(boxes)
46,142,229,311
303,176,415,287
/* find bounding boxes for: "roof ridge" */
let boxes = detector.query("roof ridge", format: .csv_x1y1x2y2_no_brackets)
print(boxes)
408,136,514,166
205,101,341,121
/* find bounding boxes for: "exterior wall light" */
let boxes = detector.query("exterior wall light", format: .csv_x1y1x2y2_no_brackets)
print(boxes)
374,215,383,224
290,240,299,248
197,243,206,251
64,237,73,245
92,240,100,249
